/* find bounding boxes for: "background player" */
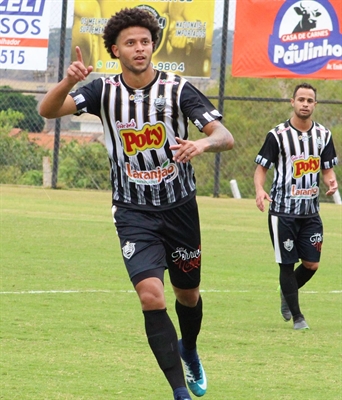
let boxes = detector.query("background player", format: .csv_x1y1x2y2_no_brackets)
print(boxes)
254,82,338,330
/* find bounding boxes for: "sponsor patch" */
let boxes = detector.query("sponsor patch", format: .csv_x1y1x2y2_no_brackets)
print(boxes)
171,246,201,273
310,233,323,252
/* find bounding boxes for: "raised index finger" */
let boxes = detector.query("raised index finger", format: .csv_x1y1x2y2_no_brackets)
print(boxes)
75,46,84,64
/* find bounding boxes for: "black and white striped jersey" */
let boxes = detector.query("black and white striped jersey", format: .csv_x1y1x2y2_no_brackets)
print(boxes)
255,119,338,217
69,70,222,211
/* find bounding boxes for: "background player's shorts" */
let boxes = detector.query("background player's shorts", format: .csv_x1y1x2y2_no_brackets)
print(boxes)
112,197,201,290
268,214,323,264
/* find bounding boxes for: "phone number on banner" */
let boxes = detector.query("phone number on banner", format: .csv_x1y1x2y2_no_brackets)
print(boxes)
104,61,185,73
152,62,185,72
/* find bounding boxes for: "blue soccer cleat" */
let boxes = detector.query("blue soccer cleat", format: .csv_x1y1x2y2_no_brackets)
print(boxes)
179,340,207,397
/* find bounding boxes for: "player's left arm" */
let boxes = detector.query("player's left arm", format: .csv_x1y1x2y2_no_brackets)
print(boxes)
171,120,234,163
322,168,338,196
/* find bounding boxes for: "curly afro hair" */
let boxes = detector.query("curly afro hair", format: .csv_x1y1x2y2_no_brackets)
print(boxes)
103,7,161,59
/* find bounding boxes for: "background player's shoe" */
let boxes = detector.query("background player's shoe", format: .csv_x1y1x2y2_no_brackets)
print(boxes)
178,339,207,397
278,286,292,322
293,317,310,330
174,387,192,400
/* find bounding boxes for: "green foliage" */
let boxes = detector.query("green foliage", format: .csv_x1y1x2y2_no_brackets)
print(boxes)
58,140,111,190
0,86,45,132
0,165,22,184
0,108,25,131
0,108,110,188
0,110,49,185
19,170,44,186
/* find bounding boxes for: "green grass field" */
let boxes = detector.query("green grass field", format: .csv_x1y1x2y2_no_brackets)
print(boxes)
1,185,341,400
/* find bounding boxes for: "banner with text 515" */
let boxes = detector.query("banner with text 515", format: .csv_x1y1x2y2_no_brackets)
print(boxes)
0,0,51,71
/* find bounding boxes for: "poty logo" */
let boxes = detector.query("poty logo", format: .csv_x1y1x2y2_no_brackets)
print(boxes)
120,122,166,156
0,0,45,16
292,155,320,178
268,0,342,74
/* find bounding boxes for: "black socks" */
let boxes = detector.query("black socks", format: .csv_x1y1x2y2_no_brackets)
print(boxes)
175,296,203,351
279,263,317,321
295,263,317,288
279,263,302,318
143,308,185,390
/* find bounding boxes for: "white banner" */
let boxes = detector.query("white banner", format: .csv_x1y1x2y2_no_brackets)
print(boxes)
0,0,51,70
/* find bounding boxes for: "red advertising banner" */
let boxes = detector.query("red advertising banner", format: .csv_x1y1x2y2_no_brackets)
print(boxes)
232,0,342,79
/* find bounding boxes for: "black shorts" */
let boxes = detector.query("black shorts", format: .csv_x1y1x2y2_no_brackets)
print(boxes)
268,214,323,264
112,197,201,289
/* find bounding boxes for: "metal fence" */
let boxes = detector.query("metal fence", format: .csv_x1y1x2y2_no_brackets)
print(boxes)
1,0,341,202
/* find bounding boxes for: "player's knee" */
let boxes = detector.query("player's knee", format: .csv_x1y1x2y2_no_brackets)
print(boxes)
173,287,200,308
135,277,166,310
139,291,165,310
302,260,319,270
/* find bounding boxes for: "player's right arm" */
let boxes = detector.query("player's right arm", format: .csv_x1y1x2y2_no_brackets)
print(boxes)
39,46,93,119
254,164,272,212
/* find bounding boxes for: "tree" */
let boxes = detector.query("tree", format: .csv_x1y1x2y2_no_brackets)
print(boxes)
0,109,49,185
0,86,45,132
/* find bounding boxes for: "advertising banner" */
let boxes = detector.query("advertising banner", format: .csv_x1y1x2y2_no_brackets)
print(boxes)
0,0,51,70
71,0,215,77
232,0,342,79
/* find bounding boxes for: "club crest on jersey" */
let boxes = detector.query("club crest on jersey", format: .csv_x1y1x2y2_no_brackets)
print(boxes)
122,241,136,259
316,137,323,149
283,239,294,252
154,96,166,112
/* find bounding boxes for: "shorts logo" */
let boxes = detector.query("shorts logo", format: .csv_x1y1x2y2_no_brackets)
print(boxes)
310,233,323,252
283,239,294,252
171,246,201,273
122,241,136,259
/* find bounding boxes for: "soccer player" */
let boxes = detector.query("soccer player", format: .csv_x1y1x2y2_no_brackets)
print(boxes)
254,83,338,330
39,7,234,399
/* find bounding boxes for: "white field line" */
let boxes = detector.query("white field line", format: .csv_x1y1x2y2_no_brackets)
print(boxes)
0,289,341,295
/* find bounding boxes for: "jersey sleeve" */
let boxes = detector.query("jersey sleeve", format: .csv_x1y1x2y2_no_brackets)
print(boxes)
69,78,104,117
321,131,338,169
254,132,279,169
179,81,222,131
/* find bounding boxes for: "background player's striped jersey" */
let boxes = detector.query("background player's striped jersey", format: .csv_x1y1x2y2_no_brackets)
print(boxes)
255,120,338,216
70,71,222,211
